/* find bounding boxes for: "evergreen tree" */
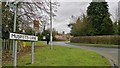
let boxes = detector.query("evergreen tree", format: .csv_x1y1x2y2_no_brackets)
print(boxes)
87,2,113,35
100,15,113,35
113,21,118,35
70,15,89,36
70,17,81,36
118,20,120,35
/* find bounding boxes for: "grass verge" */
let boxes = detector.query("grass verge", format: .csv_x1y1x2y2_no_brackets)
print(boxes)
4,41,111,66
25,41,46,46
70,43,119,47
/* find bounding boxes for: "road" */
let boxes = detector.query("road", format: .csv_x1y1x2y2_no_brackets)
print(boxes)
0,39,2,68
52,41,119,67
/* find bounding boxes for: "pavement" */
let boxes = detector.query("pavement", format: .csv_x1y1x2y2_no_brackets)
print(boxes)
52,41,119,67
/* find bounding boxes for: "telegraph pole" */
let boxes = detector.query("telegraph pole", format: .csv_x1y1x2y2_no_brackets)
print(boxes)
50,0,53,49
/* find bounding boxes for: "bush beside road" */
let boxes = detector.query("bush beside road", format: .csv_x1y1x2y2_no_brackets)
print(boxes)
70,35,120,45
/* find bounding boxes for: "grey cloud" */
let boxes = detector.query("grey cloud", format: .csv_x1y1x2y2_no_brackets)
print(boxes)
53,1,119,33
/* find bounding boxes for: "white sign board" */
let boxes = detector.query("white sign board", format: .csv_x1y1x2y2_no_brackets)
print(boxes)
9,33,38,41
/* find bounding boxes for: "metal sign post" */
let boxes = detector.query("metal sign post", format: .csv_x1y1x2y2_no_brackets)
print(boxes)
13,3,17,67
7,1,39,66
50,0,53,49
10,33,38,66
9,33,38,65
14,41,17,66
31,31,37,64
31,42,34,64
32,20,40,64
6,2,18,66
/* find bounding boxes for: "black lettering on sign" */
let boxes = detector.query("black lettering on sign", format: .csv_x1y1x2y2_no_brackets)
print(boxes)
16,35,20,39
33,37,36,40
11,34,16,38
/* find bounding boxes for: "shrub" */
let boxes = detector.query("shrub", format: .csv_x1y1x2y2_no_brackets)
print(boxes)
70,35,120,45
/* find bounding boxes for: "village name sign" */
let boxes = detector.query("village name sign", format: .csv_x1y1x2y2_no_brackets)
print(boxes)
10,33,38,41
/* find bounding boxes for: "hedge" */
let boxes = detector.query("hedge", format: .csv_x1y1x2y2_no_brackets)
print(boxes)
70,35,120,45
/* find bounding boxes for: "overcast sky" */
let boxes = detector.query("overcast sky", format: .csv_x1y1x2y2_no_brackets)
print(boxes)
52,1,120,34
2,0,120,34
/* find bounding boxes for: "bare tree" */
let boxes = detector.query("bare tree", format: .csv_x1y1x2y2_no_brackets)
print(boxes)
6,0,59,31
2,0,60,52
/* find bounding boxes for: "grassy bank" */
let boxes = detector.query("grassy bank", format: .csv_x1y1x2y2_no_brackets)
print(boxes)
25,41,46,46
70,43,119,47
4,42,111,66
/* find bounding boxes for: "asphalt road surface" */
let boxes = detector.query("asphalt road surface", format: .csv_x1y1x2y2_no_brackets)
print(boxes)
52,41,119,67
